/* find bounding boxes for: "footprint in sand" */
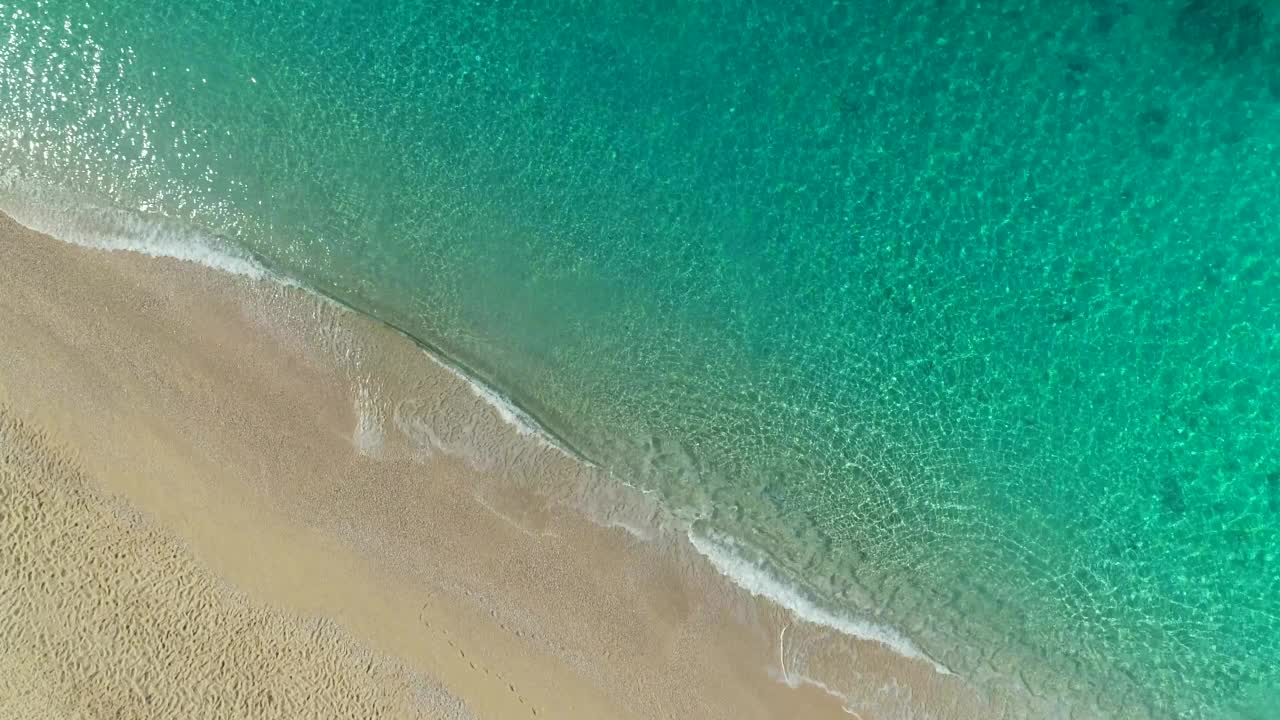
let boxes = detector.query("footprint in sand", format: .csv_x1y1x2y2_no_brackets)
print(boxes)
420,603,541,717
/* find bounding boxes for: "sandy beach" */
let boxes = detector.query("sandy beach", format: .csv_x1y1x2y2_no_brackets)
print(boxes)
0,212,995,719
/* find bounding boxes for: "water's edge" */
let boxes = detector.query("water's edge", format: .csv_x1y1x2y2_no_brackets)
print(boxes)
0,192,959,706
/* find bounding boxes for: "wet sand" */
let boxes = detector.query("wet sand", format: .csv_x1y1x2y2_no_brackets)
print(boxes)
0,212,994,719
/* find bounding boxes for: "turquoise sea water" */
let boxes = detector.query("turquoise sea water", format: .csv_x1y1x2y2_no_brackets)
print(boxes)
2,1,1279,716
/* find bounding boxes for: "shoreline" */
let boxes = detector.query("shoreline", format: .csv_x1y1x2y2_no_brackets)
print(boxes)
0,188,951,674
0,184,599,469
0,209,1000,718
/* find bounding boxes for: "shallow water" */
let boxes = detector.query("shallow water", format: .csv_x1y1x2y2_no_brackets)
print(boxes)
3,1,1279,716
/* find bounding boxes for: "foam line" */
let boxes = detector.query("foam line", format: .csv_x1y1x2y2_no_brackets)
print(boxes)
0,191,278,282
418,350,581,459
688,529,953,675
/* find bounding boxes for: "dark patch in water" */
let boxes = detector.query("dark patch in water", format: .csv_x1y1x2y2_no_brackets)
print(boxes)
1062,54,1092,90
1094,12,1118,36
1066,56,1092,77
1160,473,1187,515
880,285,915,315
1090,0,1132,36
1173,1,1267,64
1138,107,1170,129
1221,127,1248,145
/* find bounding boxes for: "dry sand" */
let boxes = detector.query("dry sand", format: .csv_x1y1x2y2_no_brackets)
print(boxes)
0,212,1000,719
0,399,471,719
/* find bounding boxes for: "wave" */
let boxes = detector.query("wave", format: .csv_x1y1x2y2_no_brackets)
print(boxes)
688,528,953,676
1,191,947,680
0,179,279,282
0,181,600,469
422,351,563,447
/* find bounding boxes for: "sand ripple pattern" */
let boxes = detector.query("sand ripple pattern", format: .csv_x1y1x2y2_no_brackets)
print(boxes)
0,404,471,720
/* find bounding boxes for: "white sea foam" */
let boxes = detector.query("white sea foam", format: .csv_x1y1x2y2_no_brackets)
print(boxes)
4,181,951,687
0,186,279,282
768,665,865,718
0,182,588,464
688,528,953,676
459,372,541,438
352,380,386,457
418,349,586,461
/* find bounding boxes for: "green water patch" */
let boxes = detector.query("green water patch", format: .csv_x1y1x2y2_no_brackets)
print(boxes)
3,1,1279,716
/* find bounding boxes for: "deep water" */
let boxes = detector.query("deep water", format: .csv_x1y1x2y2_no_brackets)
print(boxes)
2,1,1279,717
